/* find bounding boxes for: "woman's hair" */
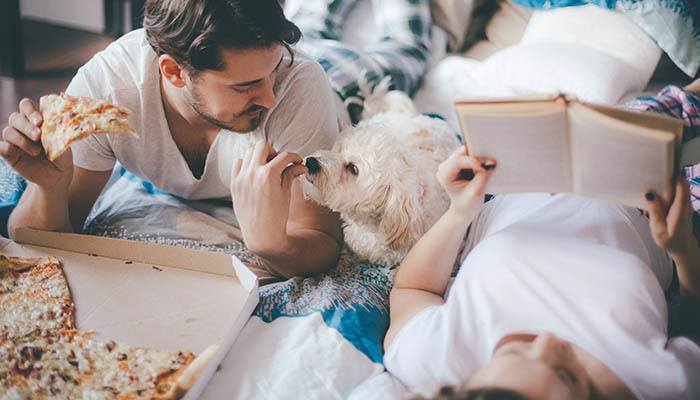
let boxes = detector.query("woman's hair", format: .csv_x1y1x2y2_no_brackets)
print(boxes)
143,0,301,74
415,386,530,400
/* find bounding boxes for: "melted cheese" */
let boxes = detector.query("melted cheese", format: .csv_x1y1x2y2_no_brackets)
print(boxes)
0,262,73,341
0,332,193,399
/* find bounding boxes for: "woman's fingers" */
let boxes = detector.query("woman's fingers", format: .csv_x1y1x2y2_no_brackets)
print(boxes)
438,154,493,184
448,145,467,158
646,190,670,247
666,178,691,234
468,165,495,196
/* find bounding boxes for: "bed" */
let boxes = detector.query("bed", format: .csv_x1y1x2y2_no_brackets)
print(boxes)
2,1,699,398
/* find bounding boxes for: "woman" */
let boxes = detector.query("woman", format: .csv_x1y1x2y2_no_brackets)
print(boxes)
383,138,700,397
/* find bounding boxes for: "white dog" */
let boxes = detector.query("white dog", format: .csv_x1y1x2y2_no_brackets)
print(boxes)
302,78,460,266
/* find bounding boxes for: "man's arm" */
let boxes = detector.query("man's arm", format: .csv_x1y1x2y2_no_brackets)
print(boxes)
1,97,110,238
231,140,342,279
261,179,342,278
9,165,111,238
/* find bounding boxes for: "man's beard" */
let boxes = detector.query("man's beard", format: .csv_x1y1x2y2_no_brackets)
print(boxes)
184,86,265,133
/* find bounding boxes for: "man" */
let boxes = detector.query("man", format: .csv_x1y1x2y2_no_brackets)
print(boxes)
1,0,344,279
1,0,434,280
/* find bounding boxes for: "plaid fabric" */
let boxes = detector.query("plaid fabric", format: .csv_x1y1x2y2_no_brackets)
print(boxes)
625,85,700,244
626,85,700,144
290,0,432,122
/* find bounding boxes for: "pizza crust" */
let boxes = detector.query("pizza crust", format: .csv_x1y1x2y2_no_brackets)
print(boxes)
0,255,60,272
171,343,219,396
39,93,138,161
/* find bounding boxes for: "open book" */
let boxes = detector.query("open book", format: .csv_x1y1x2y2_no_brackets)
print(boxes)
454,94,684,209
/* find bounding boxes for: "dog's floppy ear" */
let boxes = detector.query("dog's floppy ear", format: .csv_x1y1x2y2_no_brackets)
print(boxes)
378,183,425,252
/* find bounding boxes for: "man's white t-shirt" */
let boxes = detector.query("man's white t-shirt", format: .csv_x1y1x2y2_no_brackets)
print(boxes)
384,194,700,400
65,29,348,199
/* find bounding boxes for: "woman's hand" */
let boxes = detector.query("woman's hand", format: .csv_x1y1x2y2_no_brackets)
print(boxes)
646,177,697,258
436,147,496,219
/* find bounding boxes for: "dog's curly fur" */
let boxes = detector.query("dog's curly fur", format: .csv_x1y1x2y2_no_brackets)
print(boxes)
302,78,460,266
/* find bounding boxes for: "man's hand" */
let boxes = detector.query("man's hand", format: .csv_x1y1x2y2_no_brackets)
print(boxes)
0,98,73,190
646,177,696,258
436,147,496,219
230,140,307,256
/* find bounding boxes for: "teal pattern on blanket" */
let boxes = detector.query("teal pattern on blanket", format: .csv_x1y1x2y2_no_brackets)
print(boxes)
82,170,394,364
254,257,394,364
0,161,27,237
510,0,700,77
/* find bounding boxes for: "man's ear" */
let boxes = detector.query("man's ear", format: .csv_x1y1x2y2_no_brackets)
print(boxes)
158,54,187,88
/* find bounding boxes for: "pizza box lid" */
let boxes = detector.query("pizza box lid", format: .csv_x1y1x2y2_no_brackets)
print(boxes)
0,228,259,400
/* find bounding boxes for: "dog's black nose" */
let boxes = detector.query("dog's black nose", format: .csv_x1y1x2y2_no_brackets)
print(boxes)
305,157,321,174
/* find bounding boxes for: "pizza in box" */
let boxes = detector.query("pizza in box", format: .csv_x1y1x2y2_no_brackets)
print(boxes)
0,255,216,399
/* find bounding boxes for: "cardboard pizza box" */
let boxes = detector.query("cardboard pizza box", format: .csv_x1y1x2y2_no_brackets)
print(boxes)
0,228,259,400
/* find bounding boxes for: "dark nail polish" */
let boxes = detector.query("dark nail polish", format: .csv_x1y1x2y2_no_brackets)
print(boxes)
458,169,475,180
645,191,654,201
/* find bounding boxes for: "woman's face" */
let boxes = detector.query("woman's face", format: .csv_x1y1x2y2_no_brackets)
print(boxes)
466,332,592,400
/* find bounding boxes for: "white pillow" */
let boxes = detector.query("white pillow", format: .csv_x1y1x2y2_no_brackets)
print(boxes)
414,55,519,130
474,42,647,104
520,5,661,87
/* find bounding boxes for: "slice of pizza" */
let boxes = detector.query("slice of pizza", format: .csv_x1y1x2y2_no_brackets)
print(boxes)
0,255,75,342
0,330,216,399
39,93,138,161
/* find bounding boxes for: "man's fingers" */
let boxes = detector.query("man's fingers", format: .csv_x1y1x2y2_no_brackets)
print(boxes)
8,112,41,141
0,141,21,167
19,98,42,126
252,140,274,165
242,148,253,171
2,126,42,156
231,158,243,177
267,151,303,174
265,146,279,163
281,163,308,188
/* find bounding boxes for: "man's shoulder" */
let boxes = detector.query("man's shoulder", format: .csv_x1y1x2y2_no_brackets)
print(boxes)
70,29,156,97
276,49,328,91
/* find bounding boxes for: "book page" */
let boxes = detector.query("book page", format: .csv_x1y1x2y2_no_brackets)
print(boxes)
456,104,571,194
569,103,676,209
583,102,684,142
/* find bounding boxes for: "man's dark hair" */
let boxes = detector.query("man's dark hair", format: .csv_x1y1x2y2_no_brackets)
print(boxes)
143,0,301,74
414,386,530,400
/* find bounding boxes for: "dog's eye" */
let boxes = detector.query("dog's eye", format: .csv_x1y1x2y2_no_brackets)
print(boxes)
346,162,359,176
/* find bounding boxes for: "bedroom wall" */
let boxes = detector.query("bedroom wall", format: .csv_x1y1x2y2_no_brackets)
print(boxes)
20,0,105,33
